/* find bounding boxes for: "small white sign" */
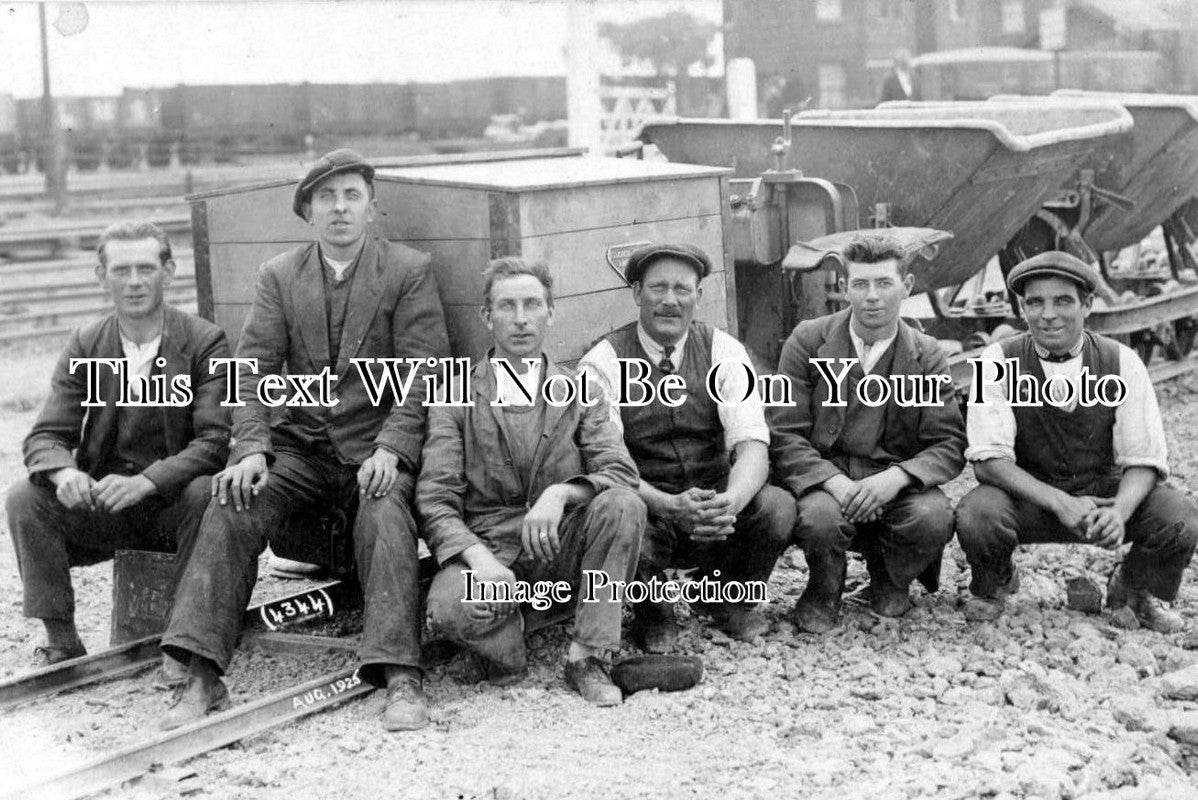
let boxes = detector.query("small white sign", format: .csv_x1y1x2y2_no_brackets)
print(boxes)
1040,6,1067,51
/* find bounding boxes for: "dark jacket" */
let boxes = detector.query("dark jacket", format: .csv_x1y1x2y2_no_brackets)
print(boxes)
229,236,450,471
22,305,231,495
769,308,965,499
417,355,639,567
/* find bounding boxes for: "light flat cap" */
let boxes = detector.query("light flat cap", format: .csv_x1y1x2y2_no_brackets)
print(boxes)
292,148,375,219
624,242,713,285
1007,251,1099,296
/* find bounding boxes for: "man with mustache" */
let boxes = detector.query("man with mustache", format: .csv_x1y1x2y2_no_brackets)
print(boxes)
956,251,1197,631
579,243,794,652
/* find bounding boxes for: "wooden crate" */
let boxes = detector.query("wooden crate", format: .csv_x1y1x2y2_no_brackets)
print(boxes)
189,151,734,363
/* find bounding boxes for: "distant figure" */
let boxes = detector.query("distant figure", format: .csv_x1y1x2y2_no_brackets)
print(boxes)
880,49,917,104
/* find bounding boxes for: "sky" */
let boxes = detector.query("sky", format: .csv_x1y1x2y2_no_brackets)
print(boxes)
0,0,723,99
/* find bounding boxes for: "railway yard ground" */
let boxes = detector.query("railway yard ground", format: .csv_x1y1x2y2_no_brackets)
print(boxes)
1,340,1198,799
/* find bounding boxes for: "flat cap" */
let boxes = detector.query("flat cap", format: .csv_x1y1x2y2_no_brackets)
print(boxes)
624,242,712,285
292,148,375,219
1007,251,1099,296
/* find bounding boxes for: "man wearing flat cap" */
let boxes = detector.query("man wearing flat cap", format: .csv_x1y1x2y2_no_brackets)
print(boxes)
770,235,965,634
579,243,794,652
161,148,451,730
956,251,1197,631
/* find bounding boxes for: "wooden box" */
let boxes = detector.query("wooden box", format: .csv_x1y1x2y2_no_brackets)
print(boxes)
189,151,734,363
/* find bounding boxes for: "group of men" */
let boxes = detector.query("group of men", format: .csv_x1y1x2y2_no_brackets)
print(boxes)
7,148,1196,735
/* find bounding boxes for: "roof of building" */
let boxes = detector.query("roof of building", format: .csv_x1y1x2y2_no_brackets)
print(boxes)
1070,0,1187,32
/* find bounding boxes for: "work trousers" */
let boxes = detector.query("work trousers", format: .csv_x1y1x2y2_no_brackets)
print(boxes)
793,487,955,612
6,475,210,621
161,446,423,687
637,484,795,620
956,482,1198,601
425,487,645,672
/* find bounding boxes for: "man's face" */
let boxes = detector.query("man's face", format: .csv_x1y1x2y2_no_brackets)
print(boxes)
633,258,702,346
305,171,374,254
96,237,174,321
1020,276,1091,353
482,274,553,362
843,258,912,335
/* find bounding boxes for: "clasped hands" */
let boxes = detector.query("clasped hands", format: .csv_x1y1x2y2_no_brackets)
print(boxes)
50,467,155,513
824,469,910,524
665,487,737,543
1054,493,1125,549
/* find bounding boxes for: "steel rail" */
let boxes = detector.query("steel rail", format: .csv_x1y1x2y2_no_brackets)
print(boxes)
1,666,371,800
0,581,352,711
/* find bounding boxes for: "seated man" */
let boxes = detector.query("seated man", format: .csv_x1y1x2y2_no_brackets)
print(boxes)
770,235,966,633
956,251,1198,631
419,257,646,707
579,243,794,651
160,149,450,731
6,221,230,664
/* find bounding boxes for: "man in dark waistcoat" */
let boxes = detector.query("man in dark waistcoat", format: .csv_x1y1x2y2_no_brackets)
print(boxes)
956,251,1197,631
6,220,230,665
579,243,794,652
419,257,645,707
770,235,966,634
159,149,451,731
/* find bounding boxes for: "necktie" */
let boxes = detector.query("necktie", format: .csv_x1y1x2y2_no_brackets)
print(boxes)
658,345,675,375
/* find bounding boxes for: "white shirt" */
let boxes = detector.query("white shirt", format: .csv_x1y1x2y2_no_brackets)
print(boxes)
119,333,161,403
578,323,769,452
848,326,898,375
323,255,353,282
965,339,1169,478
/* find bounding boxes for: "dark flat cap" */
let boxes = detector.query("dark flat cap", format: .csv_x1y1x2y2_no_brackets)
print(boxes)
292,148,375,219
1007,251,1099,296
624,242,713,285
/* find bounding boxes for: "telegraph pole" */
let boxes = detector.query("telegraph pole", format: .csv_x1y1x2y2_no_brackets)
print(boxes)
566,0,602,154
39,3,67,214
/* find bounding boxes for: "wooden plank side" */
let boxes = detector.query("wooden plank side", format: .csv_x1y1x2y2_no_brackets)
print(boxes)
519,213,726,299
375,182,491,241
213,303,252,349
397,238,492,306
518,177,725,238
204,184,311,244
207,242,302,305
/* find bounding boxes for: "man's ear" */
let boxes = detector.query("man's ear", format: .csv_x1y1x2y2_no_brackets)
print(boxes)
162,259,177,282
94,263,107,286
478,305,493,330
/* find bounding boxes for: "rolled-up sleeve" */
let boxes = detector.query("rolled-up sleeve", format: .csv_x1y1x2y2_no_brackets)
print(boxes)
964,342,1017,463
710,329,770,450
1114,345,1169,479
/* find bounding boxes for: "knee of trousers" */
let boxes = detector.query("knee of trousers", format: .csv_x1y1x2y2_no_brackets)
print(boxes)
425,566,509,641
1137,486,1198,553
742,485,798,547
582,487,647,543
888,490,954,546
352,492,418,543
794,491,851,550
954,485,1016,552
5,477,56,527
178,476,213,516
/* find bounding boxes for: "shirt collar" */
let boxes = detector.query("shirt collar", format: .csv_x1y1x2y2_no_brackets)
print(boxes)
636,322,687,370
1034,339,1084,363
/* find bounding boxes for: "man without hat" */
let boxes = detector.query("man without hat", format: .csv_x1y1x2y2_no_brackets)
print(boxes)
771,235,966,633
579,243,794,651
160,149,451,730
6,221,230,669
956,251,1197,631
419,257,645,706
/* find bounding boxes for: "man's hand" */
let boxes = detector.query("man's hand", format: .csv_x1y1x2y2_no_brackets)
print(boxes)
461,544,519,621
690,492,736,543
92,474,156,514
358,449,399,500
1083,505,1125,549
49,467,97,512
522,485,569,563
212,453,269,512
841,469,909,523
1051,492,1101,535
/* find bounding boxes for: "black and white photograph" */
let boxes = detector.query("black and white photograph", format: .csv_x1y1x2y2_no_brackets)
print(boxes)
2,1,1198,797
